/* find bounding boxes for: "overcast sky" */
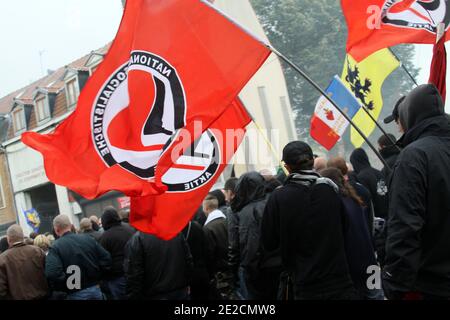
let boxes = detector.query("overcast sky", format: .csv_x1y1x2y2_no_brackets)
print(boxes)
0,0,442,110
0,0,123,97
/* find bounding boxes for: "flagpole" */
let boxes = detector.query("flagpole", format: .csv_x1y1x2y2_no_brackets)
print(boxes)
358,105,401,151
388,47,419,87
245,110,289,175
268,46,390,169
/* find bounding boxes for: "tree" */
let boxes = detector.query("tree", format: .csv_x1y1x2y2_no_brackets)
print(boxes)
251,0,419,159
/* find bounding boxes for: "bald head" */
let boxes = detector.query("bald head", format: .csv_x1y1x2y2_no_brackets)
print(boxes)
53,215,72,237
6,224,24,246
314,157,327,171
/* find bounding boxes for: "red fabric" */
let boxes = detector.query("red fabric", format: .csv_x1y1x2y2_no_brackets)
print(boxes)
342,0,450,62
310,115,340,151
130,99,251,240
428,36,447,104
21,0,269,200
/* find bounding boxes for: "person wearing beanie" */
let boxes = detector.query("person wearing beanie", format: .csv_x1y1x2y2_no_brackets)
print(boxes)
261,141,356,300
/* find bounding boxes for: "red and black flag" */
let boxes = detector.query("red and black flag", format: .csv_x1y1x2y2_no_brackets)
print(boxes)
22,0,270,238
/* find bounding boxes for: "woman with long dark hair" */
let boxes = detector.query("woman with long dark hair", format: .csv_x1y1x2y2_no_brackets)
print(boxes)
320,168,382,300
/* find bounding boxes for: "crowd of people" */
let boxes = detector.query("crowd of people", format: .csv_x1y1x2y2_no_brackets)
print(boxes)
0,84,449,300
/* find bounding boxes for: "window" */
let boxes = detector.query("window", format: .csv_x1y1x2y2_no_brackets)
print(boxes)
89,62,101,75
66,78,80,108
12,108,26,133
35,97,50,123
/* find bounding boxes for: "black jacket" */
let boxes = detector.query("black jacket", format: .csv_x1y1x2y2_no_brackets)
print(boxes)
99,213,135,278
228,172,269,275
383,84,450,298
350,148,389,219
182,221,209,300
125,232,193,300
204,215,228,275
83,229,102,242
341,196,377,297
380,144,400,182
348,177,374,236
261,173,353,294
45,232,112,292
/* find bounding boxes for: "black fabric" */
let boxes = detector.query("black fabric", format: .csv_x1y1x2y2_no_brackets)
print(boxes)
261,177,353,295
228,172,281,298
83,229,102,242
0,238,8,253
384,96,405,124
282,141,313,165
340,196,377,298
380,144,401,181
348,179,374,236
193,206,207,226
397,84,444,132
125,232,193,300
230,172,266,212
384,111,450,299
101,208,122,231
99,222,135,278
182,221,209,300
204,217,228,275
350,148,389,219
264,179,282,194
228,172,266,275
45,232,112,292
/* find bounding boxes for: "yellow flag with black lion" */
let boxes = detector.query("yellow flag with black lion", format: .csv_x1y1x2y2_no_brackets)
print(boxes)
341,49,400,148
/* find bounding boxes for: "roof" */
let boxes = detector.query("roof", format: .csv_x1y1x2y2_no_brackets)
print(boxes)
0,43,111,114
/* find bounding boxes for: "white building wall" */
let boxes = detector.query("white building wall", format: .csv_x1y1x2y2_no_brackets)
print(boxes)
5,139,75,233
213,0,297,175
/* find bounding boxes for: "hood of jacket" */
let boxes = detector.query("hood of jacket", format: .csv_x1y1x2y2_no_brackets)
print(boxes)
398,114,450,147
396,84,450,147
380,144,400,160
101,208,122,231
398,84,445,132
230,172,266,212
350,148,371,173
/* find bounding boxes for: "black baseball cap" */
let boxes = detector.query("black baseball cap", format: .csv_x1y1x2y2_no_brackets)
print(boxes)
282,141,314,165
384,96,405,124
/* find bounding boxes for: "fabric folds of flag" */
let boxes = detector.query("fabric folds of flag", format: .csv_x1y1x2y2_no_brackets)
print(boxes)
310,76,361,150
130,99,251,240
341,49,400,148
429,26,447,104
341,0,450,62
21,0,270,203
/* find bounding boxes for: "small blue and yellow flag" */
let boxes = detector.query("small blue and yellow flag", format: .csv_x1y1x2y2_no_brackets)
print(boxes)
23,208,41,233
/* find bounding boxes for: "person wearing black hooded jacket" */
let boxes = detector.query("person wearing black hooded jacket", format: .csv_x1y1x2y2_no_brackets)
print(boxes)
350,148,389,219
378,133,401,181
228,172,281,300
383,84,450,300
99,206,135,300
